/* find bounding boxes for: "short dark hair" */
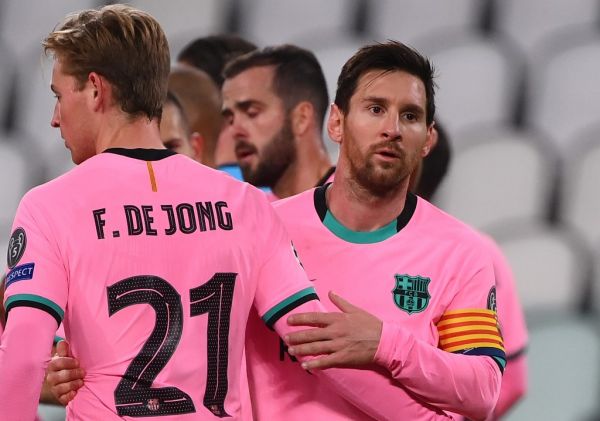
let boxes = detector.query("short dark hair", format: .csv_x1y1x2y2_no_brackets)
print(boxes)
223,44,329,129
177,34,257,87
334,41,436,125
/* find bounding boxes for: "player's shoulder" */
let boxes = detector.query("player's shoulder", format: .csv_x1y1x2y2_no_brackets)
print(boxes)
272,188,314,216
414,196,489,248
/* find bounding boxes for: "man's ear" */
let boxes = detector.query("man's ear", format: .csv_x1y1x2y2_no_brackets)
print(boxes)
189,132,204,163
88,72,107,112
290,101,313,139
422,122,437,158
327,103,344,145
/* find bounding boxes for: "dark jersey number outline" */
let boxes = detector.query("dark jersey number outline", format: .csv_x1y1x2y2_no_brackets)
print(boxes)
190,273,236,417
107,273,236,417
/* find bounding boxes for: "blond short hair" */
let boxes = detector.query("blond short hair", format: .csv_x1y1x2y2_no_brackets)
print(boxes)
43,4,170,120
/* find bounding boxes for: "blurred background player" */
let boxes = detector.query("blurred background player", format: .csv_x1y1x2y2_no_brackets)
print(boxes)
177,35,257,179
159,91,201,158
221,44,334,199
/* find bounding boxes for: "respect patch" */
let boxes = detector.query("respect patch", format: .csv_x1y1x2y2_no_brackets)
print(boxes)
5,263,35,288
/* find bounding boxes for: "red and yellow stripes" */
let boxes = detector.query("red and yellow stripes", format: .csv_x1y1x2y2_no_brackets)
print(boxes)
437,309,504,353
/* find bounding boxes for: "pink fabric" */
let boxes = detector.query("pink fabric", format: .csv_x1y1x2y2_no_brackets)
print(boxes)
245,190,503,420
2,151,317,420
0,307,57,421
483,235,528,418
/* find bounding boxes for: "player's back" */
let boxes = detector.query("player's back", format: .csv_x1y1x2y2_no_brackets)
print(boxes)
21,149,271,419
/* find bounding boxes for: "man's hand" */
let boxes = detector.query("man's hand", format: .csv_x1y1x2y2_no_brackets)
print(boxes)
285,291,382,370
45,340,85,405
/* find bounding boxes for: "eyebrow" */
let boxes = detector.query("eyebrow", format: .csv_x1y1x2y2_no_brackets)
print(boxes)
222,99,262,115
362,96,425,114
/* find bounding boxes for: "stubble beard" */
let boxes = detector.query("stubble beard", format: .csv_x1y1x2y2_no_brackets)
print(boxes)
349,141,416,198
241,117,296,189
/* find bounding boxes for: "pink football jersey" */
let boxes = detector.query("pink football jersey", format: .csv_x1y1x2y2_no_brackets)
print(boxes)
246,185,504,420
2,149,317,420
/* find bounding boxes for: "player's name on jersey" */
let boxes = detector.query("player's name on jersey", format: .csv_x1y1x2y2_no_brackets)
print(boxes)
92,202,233,239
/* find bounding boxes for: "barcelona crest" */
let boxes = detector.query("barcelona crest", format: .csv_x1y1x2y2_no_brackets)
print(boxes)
392,274,431,314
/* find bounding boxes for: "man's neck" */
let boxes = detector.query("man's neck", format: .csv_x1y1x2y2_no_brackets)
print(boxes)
95,112,165,153
327,170,410,232
272,135,332,199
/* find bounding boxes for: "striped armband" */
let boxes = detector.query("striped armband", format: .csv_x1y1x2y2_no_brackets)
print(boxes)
4,294,64,326
437,308,506,372
262,286,319,330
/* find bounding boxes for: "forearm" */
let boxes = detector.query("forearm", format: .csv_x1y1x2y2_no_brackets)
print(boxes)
0,307,57,420
375,322,501,421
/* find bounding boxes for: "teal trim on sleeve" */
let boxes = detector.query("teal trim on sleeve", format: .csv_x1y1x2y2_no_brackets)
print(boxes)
5,294,64,325
262,287,318,327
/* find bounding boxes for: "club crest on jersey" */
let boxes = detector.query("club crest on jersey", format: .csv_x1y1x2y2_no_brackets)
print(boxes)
392,274,431,314
7,227,27,269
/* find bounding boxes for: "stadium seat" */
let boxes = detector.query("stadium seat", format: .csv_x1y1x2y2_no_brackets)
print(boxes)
559,125,600,249
528,30,600,152
495,0,599,56
0,0,97,61
239,0,357,47
0,41,16,131
126,0,229,57
368,0,487,45
492,221,592,317
0,137,33,232
505,317,600,421
13,46,63,158
416,31,523,137
435,127,557,230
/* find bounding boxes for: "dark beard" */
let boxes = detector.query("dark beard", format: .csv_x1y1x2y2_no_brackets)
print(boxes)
349,142,414,198
241,117,295,188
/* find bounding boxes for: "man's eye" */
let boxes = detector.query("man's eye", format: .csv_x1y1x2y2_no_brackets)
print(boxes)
369,105,383,114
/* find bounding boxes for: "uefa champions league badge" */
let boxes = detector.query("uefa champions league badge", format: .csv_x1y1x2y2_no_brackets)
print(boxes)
7,227,27,269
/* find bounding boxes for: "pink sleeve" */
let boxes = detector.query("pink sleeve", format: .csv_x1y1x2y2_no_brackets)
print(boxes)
0,306,57,421
375,321,501,421
494,355,527,418
486,236,528,417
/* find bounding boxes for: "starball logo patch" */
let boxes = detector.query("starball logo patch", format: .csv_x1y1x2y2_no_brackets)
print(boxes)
7,227,27,269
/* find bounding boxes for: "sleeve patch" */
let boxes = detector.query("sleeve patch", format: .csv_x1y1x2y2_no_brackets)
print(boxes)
262,287,318,329
5,263,35,288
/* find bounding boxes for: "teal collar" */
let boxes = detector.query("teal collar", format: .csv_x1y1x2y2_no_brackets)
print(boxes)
313,183,417,244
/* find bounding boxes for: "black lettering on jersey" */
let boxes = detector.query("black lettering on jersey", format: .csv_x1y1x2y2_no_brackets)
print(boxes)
196,202,216,232
215,202,233,231
141,206,157,236
162,205,177,235
124,205,156,236
125,205,144,236
176,204,197,234
93,209,107,240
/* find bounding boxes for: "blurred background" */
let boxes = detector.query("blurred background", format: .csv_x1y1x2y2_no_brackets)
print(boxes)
1,1,599,420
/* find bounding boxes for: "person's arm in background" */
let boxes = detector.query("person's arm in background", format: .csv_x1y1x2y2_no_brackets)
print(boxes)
484,235,528,418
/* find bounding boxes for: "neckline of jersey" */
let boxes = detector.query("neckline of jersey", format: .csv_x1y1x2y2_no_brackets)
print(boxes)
313,183,417,244
103,148,176,161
